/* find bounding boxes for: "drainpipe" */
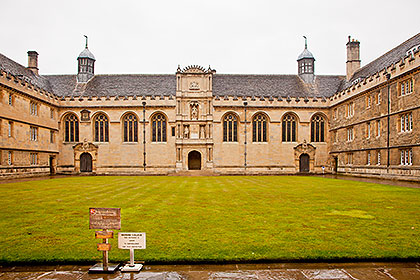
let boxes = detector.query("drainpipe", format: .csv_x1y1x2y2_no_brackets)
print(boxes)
386,73,391,172
244,101,248,172
143,101,146,171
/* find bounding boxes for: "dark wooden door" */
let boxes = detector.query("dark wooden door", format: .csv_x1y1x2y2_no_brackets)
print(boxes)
80,153,92,172
188,151,201,170
333,156,338,173
299,154,310,173
49,156,55,174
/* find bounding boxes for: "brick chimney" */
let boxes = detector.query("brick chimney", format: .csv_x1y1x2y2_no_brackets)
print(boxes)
346,36,360,80
27,51,39,75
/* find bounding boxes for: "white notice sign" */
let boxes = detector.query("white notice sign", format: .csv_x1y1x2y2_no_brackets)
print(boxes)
118,232,146,250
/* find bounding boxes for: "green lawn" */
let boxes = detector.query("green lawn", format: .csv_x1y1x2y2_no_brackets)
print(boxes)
0,175,419,264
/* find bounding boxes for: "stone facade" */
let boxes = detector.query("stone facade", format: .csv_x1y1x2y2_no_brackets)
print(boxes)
0,34,419,180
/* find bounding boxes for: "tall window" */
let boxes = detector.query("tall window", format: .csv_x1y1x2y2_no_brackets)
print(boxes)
346,102,354,117
8,121,13,137
367,122,371,139
30,126,38,141
8,151,12,165
64,114,79,142
347,127,354,141
123,113,138,142
30,102,38,116
8,94,13,106
94,114,109,142
30,153,38,165
377,120,381,137
252,113,267,142
152,113,166,142
223,113,238,142
377,151,381,165
310,114,325,142
282,114,296,142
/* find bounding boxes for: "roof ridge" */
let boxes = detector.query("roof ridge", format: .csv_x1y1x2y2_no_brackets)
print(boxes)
352,32,420,78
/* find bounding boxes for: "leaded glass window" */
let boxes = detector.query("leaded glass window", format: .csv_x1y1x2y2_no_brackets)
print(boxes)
152,113,167,142
64,114,79,142
223,113,238,142
252,114,267,142
123,114,138,142
94,114,109,142
282,114,297,142
310,114,325,142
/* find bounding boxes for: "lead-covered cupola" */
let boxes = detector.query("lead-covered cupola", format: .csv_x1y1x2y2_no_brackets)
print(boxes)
297,36,315,83
77,36,96,83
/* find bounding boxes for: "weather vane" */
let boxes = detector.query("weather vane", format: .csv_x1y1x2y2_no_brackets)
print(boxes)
84,35,88,48
303,36,307,49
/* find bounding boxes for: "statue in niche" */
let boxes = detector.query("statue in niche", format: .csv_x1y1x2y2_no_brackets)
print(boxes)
200,125,206,139
184,125,190,138
191,102,199,120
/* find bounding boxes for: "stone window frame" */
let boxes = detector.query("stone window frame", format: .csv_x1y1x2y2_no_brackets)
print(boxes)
8,121,13,137
346,102,354,118
8,94,13,106
399,112,413,133
50,130,55,143
281,113,297,143
376,120,381,137
346,127,354,142
399,77,414,97
123,113,138,143
222,113,238,142
377,150,381,165
366,151,371,165
30,126,38,141
376,92,381,105
346,152,353,165
94,113,109,142
252,113,268,143
151,113,167,143
400,148,413,166
30,152,38,165
366,95,372,109
310,114,326,143
30,101,38,116
8,151,13,165
366,122,371,139
64,113,80,143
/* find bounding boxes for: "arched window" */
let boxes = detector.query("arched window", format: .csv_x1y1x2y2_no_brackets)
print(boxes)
252,113,267,142
64,113,79,142
282,114,297,142
152,113,166,142
311,114,325,142
223,113,238,142
94,113,109,142
123,113,138,142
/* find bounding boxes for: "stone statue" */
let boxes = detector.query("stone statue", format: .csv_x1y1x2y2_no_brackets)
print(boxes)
184,126,189,138
191,104,198,120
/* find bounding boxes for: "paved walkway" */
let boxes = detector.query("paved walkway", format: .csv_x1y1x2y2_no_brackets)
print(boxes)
2,263,420,280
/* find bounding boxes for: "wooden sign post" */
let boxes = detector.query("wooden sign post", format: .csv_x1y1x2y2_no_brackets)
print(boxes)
118,232,146,272
88,208,121,274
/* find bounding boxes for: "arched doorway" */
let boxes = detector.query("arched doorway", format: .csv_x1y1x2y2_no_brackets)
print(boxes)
299,153,310,173
188,151,201,170
80,152,93,172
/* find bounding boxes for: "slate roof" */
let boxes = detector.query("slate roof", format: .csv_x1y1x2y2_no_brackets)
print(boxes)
213,75,345,98
345,32,420,88
0,53,52,92
44,74,176,97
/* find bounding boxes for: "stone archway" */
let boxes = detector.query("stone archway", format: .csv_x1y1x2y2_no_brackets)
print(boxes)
294,141,316,173
188,151,201,170
73,139,98,173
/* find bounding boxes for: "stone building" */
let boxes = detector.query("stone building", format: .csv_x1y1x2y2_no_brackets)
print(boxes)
0,33,419,180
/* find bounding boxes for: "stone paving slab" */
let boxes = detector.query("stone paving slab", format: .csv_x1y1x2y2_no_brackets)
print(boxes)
2,263,420,280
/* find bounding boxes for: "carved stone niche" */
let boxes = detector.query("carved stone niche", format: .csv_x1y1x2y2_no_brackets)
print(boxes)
190,101,199,120
73,138,98,173
80,109,91,121
293,140,316,172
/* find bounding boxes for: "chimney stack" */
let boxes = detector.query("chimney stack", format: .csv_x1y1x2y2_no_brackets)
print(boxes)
346,36,360,80
27,51,39,75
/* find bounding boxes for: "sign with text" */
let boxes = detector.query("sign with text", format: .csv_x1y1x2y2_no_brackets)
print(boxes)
95,231,114,239
97,243,111,251
89,208,121,230
118,232,146,250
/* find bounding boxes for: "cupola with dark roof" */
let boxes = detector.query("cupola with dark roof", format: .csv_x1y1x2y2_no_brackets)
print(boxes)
297,36,315,83
77,35,95,83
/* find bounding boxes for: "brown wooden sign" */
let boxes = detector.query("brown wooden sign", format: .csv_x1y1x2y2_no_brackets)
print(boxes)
89,208,121,230
95,230,114,239
97,243,111,251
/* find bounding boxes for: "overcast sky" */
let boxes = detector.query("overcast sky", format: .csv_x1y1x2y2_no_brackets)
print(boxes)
2,0,420,75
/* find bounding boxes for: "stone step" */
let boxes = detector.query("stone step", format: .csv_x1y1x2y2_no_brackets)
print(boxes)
170,170,217,176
